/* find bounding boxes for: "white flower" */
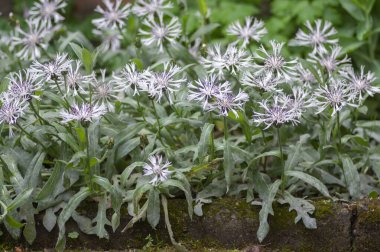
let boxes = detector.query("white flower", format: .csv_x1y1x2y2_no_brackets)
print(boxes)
92,0,131,29
60,103,106,125
59,60,86,96
212,89,249,117
227,16,267,47
296,64,317,86
31,52,72,81
314,78,355,116
29,0,67,28
253,94,300,129
223,44,253,75
254,40,297,82
284,87,315,119
113,63,145,95
10,20,49,60
200,44,226,78
188,74,230,110
86,70,121,111
139,16,181,52
0,95,28,136
133,0,173,19
290,19,338,52
241,71,282,92
143,154,172,185
141,63,186,102
339,66,379,103
93,28,123,52
308,46,350,73
7,70,43,102
201,44,252,78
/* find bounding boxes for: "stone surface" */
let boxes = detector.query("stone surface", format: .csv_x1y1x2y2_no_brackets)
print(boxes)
0,198,379,251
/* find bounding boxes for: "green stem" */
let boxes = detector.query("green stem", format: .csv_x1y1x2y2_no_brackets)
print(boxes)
224,116,228,141
276,127,286,193
54,79,70,109
336,111,342,151
209,112,215,160
136,95,146,121
85,127,93,191
151,100,167,147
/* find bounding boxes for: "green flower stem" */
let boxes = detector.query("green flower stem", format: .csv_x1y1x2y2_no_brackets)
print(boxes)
276,126,286,193
336,111,342,151
54,79,70,109
136,96,146,121
224,116,228,141
151,99,167,148
209,112,215,159
85,127,94,191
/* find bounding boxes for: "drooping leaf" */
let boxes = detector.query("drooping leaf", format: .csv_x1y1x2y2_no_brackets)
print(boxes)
279,192,317,229
257,179,281,243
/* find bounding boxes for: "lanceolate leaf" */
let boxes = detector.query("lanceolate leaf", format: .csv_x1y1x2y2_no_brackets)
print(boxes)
341,155,361,199
147,189,160,229
285,170,330,197
285,134,310,171
197,123,214,162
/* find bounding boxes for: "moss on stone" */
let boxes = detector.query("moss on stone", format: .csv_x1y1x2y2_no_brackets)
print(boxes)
314,200,334,219
359,199,380,223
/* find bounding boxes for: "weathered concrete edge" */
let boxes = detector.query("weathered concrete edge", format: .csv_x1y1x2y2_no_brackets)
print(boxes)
0,198,379,251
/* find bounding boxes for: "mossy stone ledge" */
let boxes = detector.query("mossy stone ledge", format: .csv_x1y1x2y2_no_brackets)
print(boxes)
1,198,380,251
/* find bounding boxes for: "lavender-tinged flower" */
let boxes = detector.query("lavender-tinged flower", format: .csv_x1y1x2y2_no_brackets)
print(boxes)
0,95,28,136
201,44,226,77
212,90,249,117
139,16,181,52
113,63,144,95
92,0,131,29
10,20,49,60
339,66,379,103
253,95,300,129
283,87,315,119
188,74,230,110
59,60,86,96
93,28,122,52
60,103,106,125
201,44,252,78
254,40,297,82
241,71,282,92
133,0,173,19
86,70,121,111
141,63,186,102
29,0,67,28
224,44,253,75
31,52,72,81
296,64,317,86
308,46,350,73
227,17,267,47
7,70,43,102
314,78,355,116
143,154,172,185
290,19,338,52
